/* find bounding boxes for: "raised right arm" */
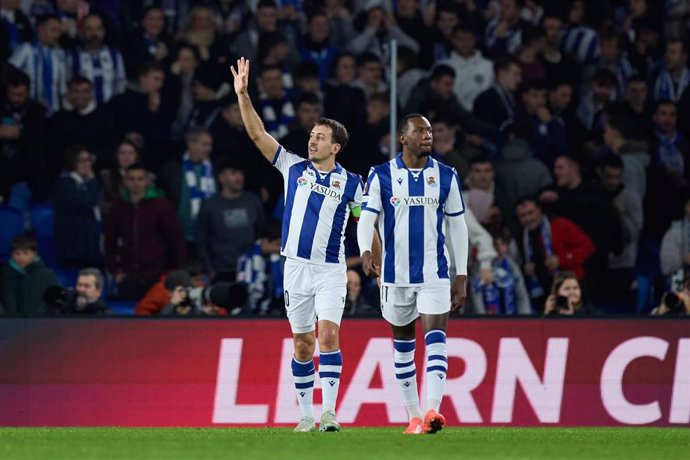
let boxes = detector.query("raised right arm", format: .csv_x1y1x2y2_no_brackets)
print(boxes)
230,57,280,163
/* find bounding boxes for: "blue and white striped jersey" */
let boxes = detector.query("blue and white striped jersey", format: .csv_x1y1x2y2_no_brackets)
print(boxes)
273,145,363,265
363,154,465,285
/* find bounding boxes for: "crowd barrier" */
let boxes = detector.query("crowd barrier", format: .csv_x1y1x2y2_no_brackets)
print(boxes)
1,318,688,427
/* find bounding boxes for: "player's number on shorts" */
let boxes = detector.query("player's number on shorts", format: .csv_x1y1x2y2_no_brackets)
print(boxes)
381,286,389,303
284,290,290,306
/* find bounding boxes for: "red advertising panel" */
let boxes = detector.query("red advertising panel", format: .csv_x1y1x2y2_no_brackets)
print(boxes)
0,318,688,427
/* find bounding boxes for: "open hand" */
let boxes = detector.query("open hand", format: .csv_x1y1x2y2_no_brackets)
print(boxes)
230,57,250,95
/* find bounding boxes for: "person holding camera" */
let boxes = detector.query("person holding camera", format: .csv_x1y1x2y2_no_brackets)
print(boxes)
544,271,596,316
651,273,690,316
160,270,226,316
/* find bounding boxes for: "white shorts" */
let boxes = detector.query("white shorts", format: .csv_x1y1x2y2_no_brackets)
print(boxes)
283,258,347,333
380,281,451,327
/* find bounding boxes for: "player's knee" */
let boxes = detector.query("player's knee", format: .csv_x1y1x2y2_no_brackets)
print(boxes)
317,325,339,351
293,336,315,360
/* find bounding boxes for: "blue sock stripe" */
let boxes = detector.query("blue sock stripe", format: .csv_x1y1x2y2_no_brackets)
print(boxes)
427,365,447,373
396,370,416,380
319,351,343,366
319,371,341,379
295,381,315,389
394,340,415,353
291,358,315,376
425,330,446,345
394,360,415,368
427,354,448,363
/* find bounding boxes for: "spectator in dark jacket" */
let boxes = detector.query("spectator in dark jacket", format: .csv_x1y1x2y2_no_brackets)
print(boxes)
0,232,59,315
473,56,522,145
123,6,171,79
196,160,265,283
52,145,102,269
104,163,186,300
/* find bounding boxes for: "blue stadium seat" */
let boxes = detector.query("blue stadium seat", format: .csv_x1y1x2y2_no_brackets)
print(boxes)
0,205,24,263
108,301,136,315
29,204,57,268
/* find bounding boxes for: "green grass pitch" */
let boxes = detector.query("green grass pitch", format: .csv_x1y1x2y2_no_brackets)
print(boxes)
1,427,689,460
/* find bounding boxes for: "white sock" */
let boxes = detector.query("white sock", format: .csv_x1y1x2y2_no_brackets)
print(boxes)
291,357,315,419
394,339,422,420
318,350,342,414
425,330,447,412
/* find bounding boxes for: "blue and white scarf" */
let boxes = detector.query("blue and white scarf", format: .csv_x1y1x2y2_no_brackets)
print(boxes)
655,129,685,177
654,67,690,102
69,46,126,106
523,217,555,299
260,94,295,139
182,153,215,218
493,256,518,315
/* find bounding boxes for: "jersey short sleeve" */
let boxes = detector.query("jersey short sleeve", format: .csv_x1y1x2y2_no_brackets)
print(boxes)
348,179,364,221
362,168,382,214
272,145,307,179
444,168,466,217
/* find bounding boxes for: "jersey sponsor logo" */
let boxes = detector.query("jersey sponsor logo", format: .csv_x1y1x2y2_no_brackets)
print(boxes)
297,179,344,201
297,177,309,187
390,196,440,207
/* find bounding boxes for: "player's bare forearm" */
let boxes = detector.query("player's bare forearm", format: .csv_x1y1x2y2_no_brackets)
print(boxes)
236,91,279,162
372,227,382,270
231,57,279,162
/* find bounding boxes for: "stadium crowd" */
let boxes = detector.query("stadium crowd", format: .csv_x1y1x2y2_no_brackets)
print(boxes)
1,0,690,317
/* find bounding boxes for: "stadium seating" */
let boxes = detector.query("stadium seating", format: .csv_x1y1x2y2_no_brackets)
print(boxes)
0,205,24,262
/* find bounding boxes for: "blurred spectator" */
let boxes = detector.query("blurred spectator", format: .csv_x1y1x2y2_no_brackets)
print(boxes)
257,64,295,139
51,145,102,269
0,71,48,205
160,127,215,249
586,30,633,101
626,14,663,79
299,10,341,86
540,11,580,88
349,1,419,63
471,227,531,315
67,13,126,108
561,0,600,64
518,80,570,166
405,64,459,120
395,46,426,110
321,0,357,49
547,80,584,151
257,30,299,85
105,61,172,167
166,43,201,140
0,232,59,315
59,267,110,314
430,115,482,177
105,163,186,300
160,269,227,316
465,156,508,233
597,154,642,310
175,5,228,65
651,273,690,316
429,2,459,63
344,269,374,316
484,0,529,56
515,25,546,84
124,6,170,79
544,271,596,316
352,51,387,102
473,56,522,143
660,194,690,285
9,14,67,113
651,99,690,186
135,260,205,316
516,197,595,311
577,68,616,136
52,0,90,49
395,0,432,62
196,160,264,283
612,75,653,142
603,106,650,199
439,24,493,113
1,0,33,52
653,38,688,102
280,92,321,155
100,140,163,216
292,61,322,101
232,0,281,63
45,76,116,178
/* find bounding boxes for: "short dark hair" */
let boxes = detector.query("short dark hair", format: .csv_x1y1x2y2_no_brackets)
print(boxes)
628,74,647,85
357,52,380,68
216,159,244,174
36,13,60,28
521,25,545,46
469,156,493,168
293,61,320,80
260,63,282,76
296,92,321,109
315,117,348,151
185,126,211,144
605,106,634,138
6,70,31,89
494,56,520,76
398,113,426,134
257,0,278,9
64,144,90,170
431,64,455,81
515,196,541,209
523,80,547,92
138,61,166,77
175,42,202,62
655,98,676,112
592,68,617,87
397,46,418,69
126,163,148,174
600,29,621,44
599,153,623,170
68,76,93,88
452,23,475,36
666,38,687,54
554,153,579,168
12,232,37,252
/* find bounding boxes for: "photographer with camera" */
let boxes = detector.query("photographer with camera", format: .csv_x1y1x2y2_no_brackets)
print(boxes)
544,272,596,316
651,273,690,316
160,270,246,316
44,268,111,315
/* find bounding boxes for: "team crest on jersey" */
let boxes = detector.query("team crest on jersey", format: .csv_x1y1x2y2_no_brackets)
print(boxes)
427,176,437,187
332,180,341,189
297,177,309,187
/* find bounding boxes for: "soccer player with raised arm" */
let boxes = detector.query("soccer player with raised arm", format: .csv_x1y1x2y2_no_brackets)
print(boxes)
231,58,362,433
357,113,469,435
